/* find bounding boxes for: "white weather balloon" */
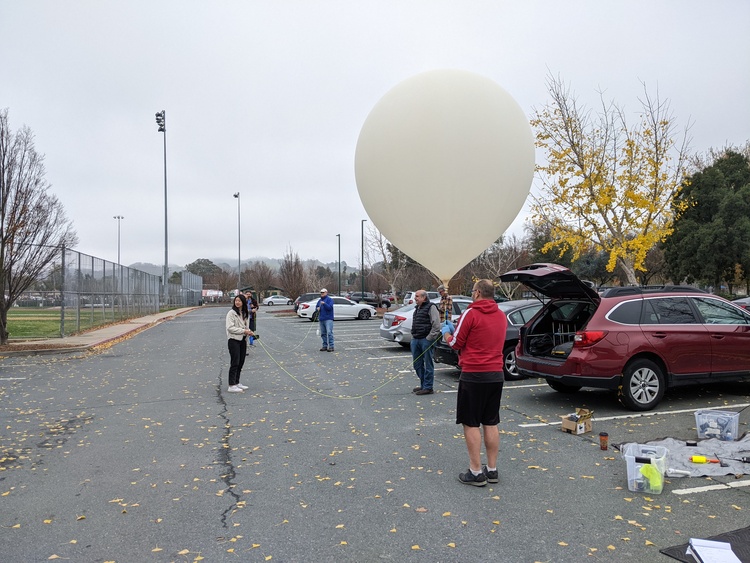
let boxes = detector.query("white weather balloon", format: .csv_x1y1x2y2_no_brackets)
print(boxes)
355,69,535,284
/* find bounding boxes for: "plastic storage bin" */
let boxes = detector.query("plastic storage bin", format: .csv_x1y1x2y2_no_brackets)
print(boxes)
622,443,668,494
694,410,739,441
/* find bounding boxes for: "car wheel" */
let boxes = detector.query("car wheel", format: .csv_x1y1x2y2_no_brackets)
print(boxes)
399,342,410,349
358,309,371,320
502,344,525,381
311,311,319,322
267,301,274,306
548,381,582,393
619,358,665,411
381,301,390,309
287,300,292,305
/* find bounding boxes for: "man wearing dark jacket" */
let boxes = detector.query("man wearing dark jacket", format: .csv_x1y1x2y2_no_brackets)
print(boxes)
442,279,507,486
410,289,441,395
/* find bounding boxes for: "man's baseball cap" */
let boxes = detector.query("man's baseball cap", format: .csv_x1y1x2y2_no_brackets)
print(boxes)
320,288,328,293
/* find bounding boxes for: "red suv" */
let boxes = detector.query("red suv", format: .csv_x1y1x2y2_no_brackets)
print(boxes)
500,263,750,411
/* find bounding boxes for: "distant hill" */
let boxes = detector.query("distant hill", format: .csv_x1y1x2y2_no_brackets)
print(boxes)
127,257,351,275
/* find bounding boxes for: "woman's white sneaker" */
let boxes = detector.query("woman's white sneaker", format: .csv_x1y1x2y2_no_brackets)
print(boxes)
227,385,244,393
237,383,248,390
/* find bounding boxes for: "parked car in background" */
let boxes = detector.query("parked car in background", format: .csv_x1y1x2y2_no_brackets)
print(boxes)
263,295,293,306
500,263,750,411
379,297,472,347
297,296,377,321
402,291,440,306
733,296,750,310
348,291,391,308
293,293,320,312
434,299,544,380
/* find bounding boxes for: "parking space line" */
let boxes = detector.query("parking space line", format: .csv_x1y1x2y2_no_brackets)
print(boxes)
519,403,750,428
672,479,750,495
0,377,27,380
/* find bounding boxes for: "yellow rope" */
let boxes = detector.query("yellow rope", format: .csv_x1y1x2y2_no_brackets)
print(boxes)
253,322,442,400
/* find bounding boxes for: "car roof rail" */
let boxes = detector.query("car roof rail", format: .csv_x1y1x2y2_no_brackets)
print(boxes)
600,285,707,298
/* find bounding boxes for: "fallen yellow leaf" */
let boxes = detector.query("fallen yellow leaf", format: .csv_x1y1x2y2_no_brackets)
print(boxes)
411,545,421,550
645,540,655,546
152,547,163,552
558,542,568,546
447,542,456,548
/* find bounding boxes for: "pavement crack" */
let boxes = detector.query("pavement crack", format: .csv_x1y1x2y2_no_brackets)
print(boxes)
217,373,241,529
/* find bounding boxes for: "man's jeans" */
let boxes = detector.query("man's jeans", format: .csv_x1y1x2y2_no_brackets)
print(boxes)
320,319,334,349
410,337,435,390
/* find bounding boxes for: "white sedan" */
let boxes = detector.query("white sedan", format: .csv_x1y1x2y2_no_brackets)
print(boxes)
379,297,471,347
297,296,377,321
263,295,293,306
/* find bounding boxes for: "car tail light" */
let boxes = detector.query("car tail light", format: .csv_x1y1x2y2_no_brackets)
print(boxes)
391,315,407,327
301,303,310,310
574,330,608,347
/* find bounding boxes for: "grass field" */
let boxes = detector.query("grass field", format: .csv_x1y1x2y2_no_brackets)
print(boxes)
6,307,126,339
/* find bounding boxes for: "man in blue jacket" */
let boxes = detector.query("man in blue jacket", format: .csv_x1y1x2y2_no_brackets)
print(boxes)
316,288,335,352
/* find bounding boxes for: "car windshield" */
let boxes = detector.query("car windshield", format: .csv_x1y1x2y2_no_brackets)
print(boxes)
392,303,416,313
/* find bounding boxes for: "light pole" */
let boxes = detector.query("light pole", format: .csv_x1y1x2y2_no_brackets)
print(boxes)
233,192,241,293
155,110,168,305
336,233,341,296
361,219,367,295
113,215,124,264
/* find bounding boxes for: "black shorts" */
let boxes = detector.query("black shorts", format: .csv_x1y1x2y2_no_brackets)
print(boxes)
455,378,504,427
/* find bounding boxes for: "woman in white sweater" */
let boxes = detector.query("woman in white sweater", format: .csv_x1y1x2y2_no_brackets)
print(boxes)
225,294,255,392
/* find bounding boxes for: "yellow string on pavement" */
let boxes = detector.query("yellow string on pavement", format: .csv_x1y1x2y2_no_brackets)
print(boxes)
254,327,442,400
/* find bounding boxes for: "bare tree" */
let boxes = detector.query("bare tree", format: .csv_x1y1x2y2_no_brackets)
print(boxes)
278,247,306,299
0,109,77,343
366,224,409,296
243,261,276,298
215,268,237,298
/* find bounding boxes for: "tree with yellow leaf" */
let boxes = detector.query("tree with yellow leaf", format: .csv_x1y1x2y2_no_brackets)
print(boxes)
530,75,691,285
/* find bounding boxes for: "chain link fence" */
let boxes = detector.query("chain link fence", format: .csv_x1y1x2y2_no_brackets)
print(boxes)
9,247,202,339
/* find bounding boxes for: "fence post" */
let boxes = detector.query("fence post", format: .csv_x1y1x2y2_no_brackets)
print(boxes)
60,245,66,337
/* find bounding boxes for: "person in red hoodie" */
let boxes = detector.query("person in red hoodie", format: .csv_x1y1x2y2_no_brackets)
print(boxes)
442,278,507,486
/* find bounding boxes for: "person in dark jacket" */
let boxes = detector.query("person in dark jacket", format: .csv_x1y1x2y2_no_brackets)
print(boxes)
410,289,441,395
442,279,507,486
316,288,335,352
244,289,259,352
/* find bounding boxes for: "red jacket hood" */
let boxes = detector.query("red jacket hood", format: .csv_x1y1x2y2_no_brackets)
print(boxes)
468,298,500,314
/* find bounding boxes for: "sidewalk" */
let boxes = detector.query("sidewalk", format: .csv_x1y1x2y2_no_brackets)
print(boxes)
0,307,197,356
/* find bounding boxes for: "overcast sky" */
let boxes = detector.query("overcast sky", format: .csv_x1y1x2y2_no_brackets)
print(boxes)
2,1,748,271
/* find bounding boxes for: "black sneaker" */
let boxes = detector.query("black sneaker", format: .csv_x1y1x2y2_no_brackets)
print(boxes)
414,388,433,395
458,469,487,487
412,386,422,393
320,347,328,351
483,466,498,483
327,348,334,352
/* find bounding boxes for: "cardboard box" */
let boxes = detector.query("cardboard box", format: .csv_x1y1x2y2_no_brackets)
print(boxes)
560,408,593,435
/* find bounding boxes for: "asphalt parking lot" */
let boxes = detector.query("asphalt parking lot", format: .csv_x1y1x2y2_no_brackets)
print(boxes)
2,305,749,562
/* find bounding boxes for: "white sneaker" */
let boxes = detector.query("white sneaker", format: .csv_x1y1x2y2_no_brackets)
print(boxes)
227,385,244,393
236,383,248,390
